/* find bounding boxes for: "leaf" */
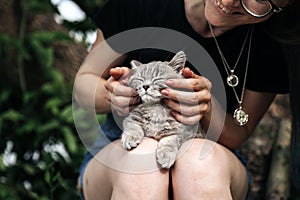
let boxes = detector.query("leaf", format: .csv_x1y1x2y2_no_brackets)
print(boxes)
22,163,36,175
62,126,77,154
60,105,73,123
0,33,30,59
21,119,39,133
41,80,66,97
41,82,56,94
23,91,38,105
37,120,60,134
0,109,24,122
97,114,106,124
47,69,64,85
30,31,71,43
28,0,52,12
0,155,6,171
72,112,93,129
0,89,11,104
44,170,51,185
27,36,53,69
45,98,63,114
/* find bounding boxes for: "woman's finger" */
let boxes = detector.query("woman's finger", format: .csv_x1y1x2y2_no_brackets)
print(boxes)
163,99,210,116
161,88,211,104
111,103,131,116
172,111,203,126
112,83,137,96
110,94,140,107
105,78,138,97
182,67,198,79
165,67,211,91
165,77,211,92
110,67,131,81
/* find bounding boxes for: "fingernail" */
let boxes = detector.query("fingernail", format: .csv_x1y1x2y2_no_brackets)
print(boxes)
171,111,178,118
161,89,169,96
165,80,174,86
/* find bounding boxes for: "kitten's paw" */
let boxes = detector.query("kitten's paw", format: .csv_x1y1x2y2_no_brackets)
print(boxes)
121,133,143,150
156,146,177,169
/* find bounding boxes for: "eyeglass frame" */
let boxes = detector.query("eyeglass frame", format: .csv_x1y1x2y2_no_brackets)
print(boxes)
240,0,283,18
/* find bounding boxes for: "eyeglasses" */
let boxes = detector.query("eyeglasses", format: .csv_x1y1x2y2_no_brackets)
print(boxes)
241,0,283,18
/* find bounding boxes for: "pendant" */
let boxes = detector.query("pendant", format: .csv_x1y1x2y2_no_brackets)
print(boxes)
233,106,249,126
227,74,239,87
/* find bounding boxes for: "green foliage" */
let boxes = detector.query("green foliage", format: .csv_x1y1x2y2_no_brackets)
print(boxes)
0,33,30,59
0,69,87,199
25,31,73,79
0,0,105,199
27,0,53,13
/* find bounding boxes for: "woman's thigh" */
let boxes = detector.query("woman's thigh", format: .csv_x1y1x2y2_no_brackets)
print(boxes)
83,138,248,199
172,139,249,200
82,138,170,200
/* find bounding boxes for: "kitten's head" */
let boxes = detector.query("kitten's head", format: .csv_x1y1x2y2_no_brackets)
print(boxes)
127,51,186,103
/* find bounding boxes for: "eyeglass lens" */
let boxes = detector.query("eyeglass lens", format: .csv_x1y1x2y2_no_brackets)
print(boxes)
241,0,273,17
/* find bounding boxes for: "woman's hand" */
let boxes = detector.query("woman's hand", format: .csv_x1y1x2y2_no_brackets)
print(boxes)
161,68,212,125
105,67,140,116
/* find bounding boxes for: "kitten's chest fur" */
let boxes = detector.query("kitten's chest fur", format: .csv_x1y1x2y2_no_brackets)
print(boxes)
138,103,181,139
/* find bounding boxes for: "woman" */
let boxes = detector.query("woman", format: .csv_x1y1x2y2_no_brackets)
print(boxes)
74,0,293,199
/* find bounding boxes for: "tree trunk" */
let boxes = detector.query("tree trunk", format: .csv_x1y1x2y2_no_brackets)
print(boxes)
265,119,291,200
0,0,87,91
240,94,292,199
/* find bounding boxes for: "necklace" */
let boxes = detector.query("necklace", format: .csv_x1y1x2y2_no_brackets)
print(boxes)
209,24,254,126
209,25,251,88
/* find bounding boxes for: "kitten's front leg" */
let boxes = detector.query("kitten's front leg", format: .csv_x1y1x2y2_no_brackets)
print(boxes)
121,113,144,150
156,135,181,169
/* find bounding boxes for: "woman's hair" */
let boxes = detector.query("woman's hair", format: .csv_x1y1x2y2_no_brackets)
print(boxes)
264,0,300,45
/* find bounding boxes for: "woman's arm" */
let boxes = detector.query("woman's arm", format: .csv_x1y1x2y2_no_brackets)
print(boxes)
162,68,276,150
74,29,139,114
218,90,275,149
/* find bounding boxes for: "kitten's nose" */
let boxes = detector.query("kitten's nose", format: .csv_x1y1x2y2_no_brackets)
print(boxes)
143,85,150,91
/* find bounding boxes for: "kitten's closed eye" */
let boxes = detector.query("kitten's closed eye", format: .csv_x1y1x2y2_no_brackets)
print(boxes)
155,81,168,89
131,79,143,85
153,78,168,88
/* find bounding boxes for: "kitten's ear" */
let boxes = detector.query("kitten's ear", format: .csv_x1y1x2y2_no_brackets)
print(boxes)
168,51,186,73
130,60,142,69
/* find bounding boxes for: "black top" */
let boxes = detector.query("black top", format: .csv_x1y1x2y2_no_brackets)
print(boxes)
94,0,289,113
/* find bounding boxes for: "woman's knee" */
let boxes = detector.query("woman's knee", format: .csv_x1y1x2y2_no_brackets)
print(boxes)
111,168,169,200
171,139,245,198
107,138,170,199
174,139,232,175
95,137,163,173
84,138,170,200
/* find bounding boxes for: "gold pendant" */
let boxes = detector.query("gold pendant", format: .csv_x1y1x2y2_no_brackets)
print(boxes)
227,74,239,87
233,106,248,126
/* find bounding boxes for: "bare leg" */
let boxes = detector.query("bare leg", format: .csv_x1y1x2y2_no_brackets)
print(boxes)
172,139,248,200
83,138,169,200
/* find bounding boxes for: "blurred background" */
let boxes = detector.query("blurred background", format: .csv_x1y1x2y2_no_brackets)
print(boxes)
0,0,105,199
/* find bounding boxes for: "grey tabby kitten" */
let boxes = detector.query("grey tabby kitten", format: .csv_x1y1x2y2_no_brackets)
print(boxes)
121,51,204,168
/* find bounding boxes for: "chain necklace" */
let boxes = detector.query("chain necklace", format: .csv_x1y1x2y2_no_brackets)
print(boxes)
209,24,254,126
209,24,251,88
